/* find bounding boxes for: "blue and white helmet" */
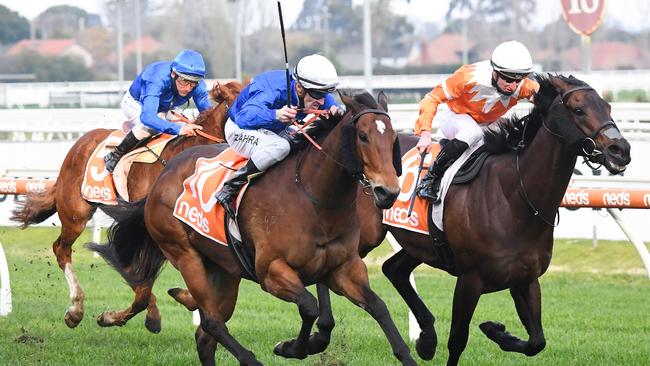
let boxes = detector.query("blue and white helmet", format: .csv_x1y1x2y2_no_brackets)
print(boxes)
172,49,206,81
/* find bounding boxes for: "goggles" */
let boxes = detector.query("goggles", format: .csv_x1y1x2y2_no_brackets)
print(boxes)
496,70,528,84
306,88,330,99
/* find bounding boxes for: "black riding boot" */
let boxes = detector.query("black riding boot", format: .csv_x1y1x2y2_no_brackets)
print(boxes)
417,139,469,203
104,131,141,173
215,160,260,217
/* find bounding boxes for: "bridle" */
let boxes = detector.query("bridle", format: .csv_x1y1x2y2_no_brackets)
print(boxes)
515,84,617,227
295,108,390,209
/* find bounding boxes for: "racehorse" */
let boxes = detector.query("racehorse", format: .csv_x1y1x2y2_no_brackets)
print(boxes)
10,81,241,330
90,91,419,365
301,74,632,365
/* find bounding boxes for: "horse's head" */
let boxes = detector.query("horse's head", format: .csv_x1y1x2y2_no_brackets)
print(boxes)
210,81,242,106
542,74,631,174
339,91,401,209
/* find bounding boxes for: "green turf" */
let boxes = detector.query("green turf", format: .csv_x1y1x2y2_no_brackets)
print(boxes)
0,227,648,365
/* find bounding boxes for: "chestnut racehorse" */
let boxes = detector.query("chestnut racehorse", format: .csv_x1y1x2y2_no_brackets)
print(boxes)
11,81,241,330
90,92,419,365
305,74,631,365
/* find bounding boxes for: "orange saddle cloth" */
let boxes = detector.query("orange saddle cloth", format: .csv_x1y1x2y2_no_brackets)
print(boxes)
382,145,441,234
81,130,175,205
173,148,248,245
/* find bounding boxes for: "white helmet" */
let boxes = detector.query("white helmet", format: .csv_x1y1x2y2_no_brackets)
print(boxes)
293,54,339,92
491,41,533,77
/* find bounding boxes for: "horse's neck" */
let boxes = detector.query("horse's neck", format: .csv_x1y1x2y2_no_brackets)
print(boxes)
300,125,357,205
519,121,577,212
198,104,227,136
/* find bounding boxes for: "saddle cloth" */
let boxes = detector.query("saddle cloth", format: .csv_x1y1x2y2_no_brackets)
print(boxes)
81,130,174,205
173,148,247,245
382,141,483,233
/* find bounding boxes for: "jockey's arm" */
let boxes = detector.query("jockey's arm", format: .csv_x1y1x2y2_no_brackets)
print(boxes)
322,94,344,116
140,93,182,135
235,91,282,130
192,81,212,112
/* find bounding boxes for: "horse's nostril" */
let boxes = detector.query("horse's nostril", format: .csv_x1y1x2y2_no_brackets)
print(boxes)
373,186,387,198
608,144,622,157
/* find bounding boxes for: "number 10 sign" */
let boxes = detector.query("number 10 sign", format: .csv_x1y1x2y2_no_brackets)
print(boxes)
561,0,606,36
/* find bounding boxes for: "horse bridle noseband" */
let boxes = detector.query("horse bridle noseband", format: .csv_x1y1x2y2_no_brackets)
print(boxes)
516,85,618,227
295,108,390,209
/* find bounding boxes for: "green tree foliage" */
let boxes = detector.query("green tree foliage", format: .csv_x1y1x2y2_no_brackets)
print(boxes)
34,5,99,39
0,51,94,82
0,5,29,45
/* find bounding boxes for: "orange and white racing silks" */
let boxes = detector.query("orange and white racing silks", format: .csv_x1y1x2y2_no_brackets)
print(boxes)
415,60,539,135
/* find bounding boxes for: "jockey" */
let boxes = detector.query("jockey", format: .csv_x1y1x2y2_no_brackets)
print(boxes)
104,49,210,172
415,40,539,202
215,54,343,216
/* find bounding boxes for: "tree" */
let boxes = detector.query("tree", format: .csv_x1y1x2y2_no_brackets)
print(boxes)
0,51,94,82
0,5,30,45
34,5,100,39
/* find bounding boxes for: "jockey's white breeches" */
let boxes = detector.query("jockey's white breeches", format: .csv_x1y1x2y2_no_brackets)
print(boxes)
224,119,290,171
121,92,181,140
435,104,485,147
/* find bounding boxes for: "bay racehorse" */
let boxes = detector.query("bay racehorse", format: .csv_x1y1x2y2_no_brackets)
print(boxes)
10,81,241,330
90,91,419,365
303,74,631,365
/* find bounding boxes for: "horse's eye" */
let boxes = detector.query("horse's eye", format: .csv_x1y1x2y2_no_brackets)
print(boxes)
358,131,369,143
573,108,585,116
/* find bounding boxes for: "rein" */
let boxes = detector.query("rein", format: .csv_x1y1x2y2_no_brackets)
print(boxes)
295,108,389,209
170,110,226,143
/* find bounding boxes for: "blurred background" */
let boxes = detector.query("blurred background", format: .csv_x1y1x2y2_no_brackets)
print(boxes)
0,0,648,84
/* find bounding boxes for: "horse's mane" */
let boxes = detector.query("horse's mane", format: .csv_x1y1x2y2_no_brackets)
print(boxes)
483,73,586,152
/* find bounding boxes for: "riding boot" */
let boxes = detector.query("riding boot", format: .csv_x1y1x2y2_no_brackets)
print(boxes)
104,131,141,173
215,160,261,217
417,139,469,203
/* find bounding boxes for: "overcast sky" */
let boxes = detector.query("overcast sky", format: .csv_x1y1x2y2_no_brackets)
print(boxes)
2,0,649,32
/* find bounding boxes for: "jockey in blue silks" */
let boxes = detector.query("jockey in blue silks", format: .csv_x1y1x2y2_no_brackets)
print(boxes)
215,54,344,216
104,49,210,172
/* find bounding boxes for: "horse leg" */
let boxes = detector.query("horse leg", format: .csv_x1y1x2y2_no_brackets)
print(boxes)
328,257,417,366
264,261,318,360
479,279,546,356
97,281,156,327
54,204,93,328
446,273,484,366
168,287,198,310
170,251,259,366
382,249,437,360
305,283,336,354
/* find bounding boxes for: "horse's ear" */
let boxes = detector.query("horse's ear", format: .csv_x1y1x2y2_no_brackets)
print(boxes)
377,91,388,112
548,74,570,94
339,91,356,112
210,82,224,103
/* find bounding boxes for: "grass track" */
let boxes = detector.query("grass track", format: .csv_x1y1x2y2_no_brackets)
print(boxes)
0,227,648,365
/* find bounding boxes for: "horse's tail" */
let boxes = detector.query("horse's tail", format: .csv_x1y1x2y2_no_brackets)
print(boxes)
10,180,58,228
86,198,166,287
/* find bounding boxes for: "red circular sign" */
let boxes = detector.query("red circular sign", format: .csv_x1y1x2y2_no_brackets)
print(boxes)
561,0,606,36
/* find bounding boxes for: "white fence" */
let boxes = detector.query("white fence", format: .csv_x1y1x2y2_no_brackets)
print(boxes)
3,69,650,108
2,103,650,142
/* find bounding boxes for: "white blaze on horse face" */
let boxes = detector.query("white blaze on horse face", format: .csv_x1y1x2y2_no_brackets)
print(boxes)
376,120,386,134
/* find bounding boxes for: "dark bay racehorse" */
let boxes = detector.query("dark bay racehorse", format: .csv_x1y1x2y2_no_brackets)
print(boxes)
10,81,241,330
305,74,631,365
90,92,418,365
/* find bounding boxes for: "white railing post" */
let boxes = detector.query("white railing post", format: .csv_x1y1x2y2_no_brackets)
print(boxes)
0,240,12,316
606,208,650,279
385,232,420,341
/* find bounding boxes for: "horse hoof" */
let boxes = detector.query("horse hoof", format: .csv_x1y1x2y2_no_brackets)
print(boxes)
479,321,505,338
64,309,83,328
273,340,308,359
307,332,330,355
145,314,161,334
415,332,437,360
